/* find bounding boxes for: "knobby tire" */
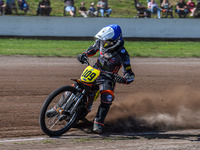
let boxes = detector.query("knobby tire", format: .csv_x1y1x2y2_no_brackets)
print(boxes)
39,86,81,137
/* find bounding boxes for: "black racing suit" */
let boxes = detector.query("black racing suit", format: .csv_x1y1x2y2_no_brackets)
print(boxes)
82,40,135,126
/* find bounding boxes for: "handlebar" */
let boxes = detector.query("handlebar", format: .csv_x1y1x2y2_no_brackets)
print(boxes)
83,58,116,76
82,58,125,83
83,58,90,66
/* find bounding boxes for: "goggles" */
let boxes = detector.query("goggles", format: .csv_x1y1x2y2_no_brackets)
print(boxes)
102,40,114,48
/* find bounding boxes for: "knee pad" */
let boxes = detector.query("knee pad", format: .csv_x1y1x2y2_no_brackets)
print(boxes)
100,90,114,105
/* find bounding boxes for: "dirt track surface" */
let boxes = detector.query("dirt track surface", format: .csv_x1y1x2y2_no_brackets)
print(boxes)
0,56,200,149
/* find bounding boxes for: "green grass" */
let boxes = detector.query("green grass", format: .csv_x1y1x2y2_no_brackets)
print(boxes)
41,140,54,144
73,138,94,142
72,136,138,142
0,39,92,56
13,142,26,145
19,0,182,18
0,38,200,57
125,41,200,57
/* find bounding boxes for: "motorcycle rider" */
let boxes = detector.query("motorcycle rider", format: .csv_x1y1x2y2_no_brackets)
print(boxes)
77,24,135,133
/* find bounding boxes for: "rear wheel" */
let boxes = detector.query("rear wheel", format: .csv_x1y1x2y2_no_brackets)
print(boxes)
39,86,81,137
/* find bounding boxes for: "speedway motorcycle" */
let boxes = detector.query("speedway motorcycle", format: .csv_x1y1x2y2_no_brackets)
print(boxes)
39,58,122,137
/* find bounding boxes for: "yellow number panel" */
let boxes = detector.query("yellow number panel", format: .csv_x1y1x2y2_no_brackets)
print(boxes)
80,66,100,83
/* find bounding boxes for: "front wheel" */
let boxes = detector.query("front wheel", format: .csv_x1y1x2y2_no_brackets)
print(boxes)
39,86,81,137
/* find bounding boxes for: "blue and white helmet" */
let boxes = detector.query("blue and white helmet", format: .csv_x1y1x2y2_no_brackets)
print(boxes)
95,24,122,56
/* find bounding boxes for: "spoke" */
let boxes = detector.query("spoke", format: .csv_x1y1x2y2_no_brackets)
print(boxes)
46,114,60,129
49,117,60,130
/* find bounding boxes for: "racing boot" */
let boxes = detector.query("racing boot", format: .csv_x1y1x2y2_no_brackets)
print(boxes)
93,121,104,133
46,107,58,118
93,102,111,133
46,93,70,118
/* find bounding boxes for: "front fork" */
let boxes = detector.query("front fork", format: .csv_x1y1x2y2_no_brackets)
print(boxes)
69,89,85,114
58,87,85,116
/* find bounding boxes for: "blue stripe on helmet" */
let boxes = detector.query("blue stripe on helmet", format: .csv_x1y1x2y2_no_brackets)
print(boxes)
105,24,122,40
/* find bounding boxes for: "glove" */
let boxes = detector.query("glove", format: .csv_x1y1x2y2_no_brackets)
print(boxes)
124,73,135,84
77,53,87,64
114,75,126,84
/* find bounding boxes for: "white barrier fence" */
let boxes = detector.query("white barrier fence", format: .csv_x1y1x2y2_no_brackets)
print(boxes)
0,16,200,39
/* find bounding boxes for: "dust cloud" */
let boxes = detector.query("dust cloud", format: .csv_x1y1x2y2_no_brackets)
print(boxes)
104,86,200,132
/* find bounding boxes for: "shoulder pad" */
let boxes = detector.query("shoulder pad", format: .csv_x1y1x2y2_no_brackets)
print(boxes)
119,49,129,55
119,49,131,65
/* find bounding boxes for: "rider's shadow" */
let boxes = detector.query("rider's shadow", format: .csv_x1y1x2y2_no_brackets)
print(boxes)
74,116,153,134
74,116,200,142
